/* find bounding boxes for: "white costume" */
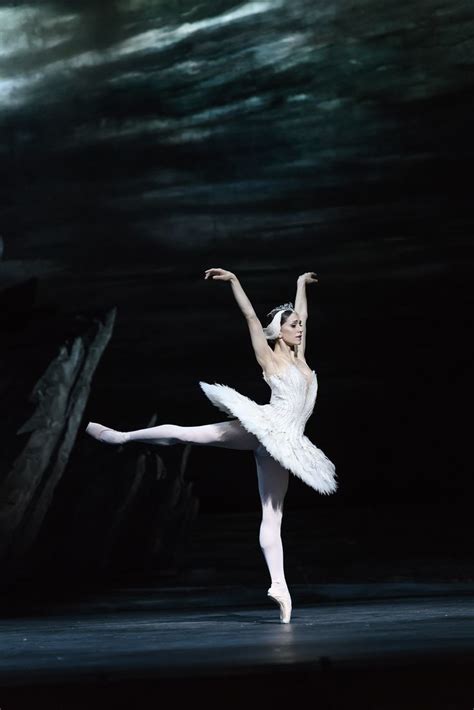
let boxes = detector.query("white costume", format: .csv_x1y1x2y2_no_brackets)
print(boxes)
199,361,337,495
85,304,337,623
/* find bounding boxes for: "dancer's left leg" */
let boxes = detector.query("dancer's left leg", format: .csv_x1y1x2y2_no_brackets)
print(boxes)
127,419,260,449
87,419,260,450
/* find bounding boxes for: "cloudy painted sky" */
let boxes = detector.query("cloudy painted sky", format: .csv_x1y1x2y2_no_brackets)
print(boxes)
0,0,471,286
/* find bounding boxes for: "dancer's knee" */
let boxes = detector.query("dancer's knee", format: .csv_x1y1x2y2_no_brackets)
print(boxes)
259,516,282,549
176,423,225,447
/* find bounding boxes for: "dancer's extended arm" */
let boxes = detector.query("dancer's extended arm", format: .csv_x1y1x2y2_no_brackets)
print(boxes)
204,267,273,367
294,272,318,358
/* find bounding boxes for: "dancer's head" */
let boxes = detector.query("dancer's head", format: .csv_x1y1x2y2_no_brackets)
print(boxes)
263,302,303,349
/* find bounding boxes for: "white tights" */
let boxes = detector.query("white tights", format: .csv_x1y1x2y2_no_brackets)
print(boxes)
122,419,289,590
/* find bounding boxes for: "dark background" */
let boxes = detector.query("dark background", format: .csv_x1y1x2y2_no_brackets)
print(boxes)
0,0,472,569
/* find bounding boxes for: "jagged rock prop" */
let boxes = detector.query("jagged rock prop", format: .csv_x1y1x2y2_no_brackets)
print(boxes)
0,309,199,589
0,308,117,568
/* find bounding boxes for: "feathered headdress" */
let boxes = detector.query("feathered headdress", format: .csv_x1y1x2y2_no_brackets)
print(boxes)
262,301,294,340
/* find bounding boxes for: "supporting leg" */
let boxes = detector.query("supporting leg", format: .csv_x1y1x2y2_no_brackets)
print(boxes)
254,447,291,623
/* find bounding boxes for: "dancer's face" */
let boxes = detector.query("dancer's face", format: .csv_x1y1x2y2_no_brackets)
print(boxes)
280,311,303,346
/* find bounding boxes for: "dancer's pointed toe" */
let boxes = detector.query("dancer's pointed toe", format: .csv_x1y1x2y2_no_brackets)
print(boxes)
268,585,292,624
86,422,128,445
86,422,106,439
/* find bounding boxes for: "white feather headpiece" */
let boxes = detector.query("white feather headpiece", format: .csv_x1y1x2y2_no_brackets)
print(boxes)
262,301,294,340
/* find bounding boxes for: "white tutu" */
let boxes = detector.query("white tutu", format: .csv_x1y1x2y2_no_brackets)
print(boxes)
199,362,337,495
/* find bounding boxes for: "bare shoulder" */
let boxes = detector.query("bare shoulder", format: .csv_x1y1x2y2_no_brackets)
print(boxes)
261,353,311,379
293,354,313,378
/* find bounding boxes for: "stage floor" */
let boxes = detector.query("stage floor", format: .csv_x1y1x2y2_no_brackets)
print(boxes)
0,582,473,708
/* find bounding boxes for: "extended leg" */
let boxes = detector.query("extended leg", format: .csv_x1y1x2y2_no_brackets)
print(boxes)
86,418,260,451
254,447,291,622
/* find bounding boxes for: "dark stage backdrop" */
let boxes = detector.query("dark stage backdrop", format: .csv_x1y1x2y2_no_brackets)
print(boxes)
0,0,472,522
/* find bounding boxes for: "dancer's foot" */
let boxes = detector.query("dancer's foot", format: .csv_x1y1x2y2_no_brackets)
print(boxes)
86,422,129,445
267,584,292,624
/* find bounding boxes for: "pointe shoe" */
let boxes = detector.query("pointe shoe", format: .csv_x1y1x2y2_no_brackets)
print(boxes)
267,584,292,624
86,422,129,445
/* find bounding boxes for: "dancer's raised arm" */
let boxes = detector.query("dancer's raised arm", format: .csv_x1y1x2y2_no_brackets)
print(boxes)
204,267,273,368
294,272,318,357
204,267,256,318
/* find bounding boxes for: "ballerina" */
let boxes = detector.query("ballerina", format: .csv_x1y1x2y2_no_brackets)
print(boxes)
86,268,337,623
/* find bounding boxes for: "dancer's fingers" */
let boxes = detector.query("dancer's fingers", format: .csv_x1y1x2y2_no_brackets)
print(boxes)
204,268,219,279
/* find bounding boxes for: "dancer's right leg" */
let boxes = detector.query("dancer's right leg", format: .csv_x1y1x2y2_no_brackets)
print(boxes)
254,447,291,623
86,419,260,451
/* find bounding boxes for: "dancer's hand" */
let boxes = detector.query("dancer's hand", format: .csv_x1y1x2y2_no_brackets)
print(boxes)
297,272,318,284
204,268,236,282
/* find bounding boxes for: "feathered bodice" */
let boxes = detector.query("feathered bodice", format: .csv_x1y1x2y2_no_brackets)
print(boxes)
262,362,317,436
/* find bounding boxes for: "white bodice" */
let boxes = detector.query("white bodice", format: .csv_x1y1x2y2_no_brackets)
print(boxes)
262,362,318,437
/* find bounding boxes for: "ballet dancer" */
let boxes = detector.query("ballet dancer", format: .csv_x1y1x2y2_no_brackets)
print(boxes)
86,268,337,623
